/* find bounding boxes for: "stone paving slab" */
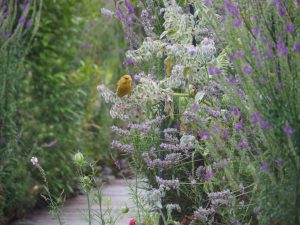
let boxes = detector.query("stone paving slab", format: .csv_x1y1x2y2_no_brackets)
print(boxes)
10,180,135,225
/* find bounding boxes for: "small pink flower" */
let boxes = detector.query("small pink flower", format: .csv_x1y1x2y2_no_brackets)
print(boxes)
31,156,39,166
129,218,136,225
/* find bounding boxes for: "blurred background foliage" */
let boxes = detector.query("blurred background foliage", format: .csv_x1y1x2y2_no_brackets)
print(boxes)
0,0,126,223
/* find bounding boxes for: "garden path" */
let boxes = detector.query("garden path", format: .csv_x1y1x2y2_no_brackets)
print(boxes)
10,179,135,225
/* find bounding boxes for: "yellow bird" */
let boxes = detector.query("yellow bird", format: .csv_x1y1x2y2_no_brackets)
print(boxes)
116,75,132,97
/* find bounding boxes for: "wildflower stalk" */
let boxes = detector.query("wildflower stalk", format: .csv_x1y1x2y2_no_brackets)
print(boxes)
37,165,63,225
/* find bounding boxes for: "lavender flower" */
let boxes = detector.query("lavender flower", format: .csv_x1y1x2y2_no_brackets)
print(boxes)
111,126,130,136
260,120,270,129
235,119,243,131
238,140,248,149
193,207,214,222
235,50,244,58
242,64,252,74
100,8,115,17
283,125,294,136
224,1,240,16
293,42,300,53
277,39,288,56
252,27,260,36
208,66,222,76
125,0,134,14
198,130,210,140
111,140,134,153
204,170,213,181
278,6,287,17
207,189,233,208
191,103,200,111
285,22,295,33
233,18,243,27
260,162,269,171
251,112,261,123
232,107,240,116
97,84,116,103
156,176,180,190
275,158,283,166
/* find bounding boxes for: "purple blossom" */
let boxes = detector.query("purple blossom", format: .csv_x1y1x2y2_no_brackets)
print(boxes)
260,162,269,172
278,6,287,17
208,66,222,76
251,112,261,123
273,0,280,7
111,140,134,153
235,50,244,58
26,19,32,28
277,39,288,56
18,15,26,25
191,103,200,111
204,170,213,181
252,27,260,36
283,125,294,136
123,59,135,67
232,107,240,116
260,120,270,129
238,140,248,149
293,42,300,53
285,22,295,33
125,0,134,14
198,130,210,140
235,119,243,131
222,129,230,139
275,158,283,166
233,18,243,27
224,1,240,16
156,176,180,189
242,64,252,74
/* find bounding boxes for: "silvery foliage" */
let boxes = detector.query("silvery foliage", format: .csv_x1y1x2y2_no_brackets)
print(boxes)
98,0,229,121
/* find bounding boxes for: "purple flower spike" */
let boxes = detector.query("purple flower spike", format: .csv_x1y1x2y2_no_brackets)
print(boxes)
251,112,261,123
235,50,244,58
278,7,287,17
293,42,300,53
208,67,222,76
275,158,283,166
242,64,252,74
285,23,295,33
26,19,32,28
238,140,248,149
199,130,210,140
235,119,243,131
277,39,288,56
283,125,294,136
260,120,270,129
252,27,260,36
232,107,240,116
204,170,213,181
191,104,200,111
224,1,240,16
233,18,243,27
125,0,134,14
260,162,269,172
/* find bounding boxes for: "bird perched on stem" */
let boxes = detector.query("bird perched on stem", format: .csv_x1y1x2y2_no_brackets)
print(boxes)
117,75,132,97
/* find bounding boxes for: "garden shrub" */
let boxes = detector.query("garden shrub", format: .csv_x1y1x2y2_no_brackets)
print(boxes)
99,0,300,224
0,0,41,223
0,0,127,223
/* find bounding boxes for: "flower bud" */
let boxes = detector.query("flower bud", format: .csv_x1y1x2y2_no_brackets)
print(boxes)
73,152,85,166
121,206,129,214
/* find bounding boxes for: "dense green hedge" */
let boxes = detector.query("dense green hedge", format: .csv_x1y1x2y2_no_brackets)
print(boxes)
0,0,125,223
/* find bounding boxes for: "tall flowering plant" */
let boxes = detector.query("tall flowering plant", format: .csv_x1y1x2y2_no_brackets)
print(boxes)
98,0,300,224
